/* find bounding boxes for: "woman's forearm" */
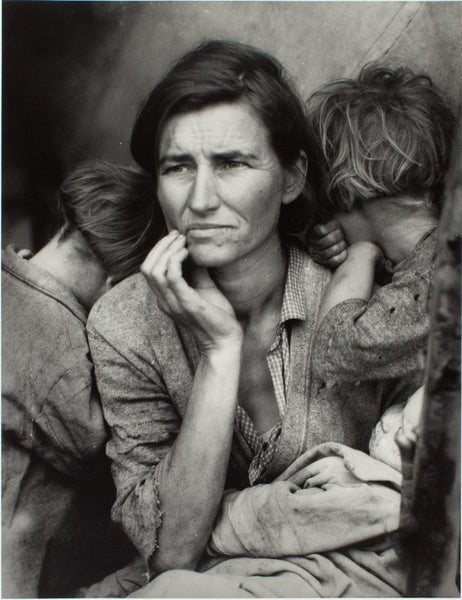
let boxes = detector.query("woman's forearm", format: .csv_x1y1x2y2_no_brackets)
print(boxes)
150,341,242,573
210,448,402,559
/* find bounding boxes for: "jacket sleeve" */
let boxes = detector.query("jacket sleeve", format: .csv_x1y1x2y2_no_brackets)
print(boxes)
312,260,432,382
210,444,402,558
31,358,108,478
87,324,181,563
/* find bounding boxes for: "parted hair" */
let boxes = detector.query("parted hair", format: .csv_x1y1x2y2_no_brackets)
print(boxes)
131,39,321,233
308,64,455,214
59,160,164,284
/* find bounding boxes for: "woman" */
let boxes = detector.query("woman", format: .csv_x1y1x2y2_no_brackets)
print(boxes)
87,42,423,596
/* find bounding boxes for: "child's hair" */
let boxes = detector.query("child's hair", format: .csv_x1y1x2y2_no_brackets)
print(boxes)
58,160,165,284
308,64,455,214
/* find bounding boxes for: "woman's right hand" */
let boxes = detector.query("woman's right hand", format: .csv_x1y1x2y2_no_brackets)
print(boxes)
141,230,243,353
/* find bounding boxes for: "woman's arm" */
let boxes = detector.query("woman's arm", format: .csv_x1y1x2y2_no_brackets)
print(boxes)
140,231,243,573
89,231,244,574
152,344,242,573
209,446,401,558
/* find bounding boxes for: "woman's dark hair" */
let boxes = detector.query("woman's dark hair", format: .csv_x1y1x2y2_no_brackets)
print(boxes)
131,40,321,233
307,63,455,215
59,160,165,284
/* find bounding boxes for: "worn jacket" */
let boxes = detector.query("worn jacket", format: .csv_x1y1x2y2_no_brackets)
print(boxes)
312,228,437,382
2,246,134,597
87,240,422,564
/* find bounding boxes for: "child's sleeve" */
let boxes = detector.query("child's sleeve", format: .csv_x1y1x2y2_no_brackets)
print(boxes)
312,235,435,382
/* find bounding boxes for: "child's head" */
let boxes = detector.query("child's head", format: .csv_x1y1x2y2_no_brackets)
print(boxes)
368,402,404,471
58,160,164,285
369,387,425,471
308,64,455,217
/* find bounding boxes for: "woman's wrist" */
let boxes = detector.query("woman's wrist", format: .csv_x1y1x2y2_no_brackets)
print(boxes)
196,319,244,356
200,336,243,361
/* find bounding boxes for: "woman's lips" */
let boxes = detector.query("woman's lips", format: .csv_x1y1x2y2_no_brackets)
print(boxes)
186,225,232,238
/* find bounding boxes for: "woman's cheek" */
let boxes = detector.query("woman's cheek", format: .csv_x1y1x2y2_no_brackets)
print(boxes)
163,211,181,232
157,187,183,230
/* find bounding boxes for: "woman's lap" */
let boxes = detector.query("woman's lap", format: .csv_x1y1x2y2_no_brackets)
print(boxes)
128,547,403,598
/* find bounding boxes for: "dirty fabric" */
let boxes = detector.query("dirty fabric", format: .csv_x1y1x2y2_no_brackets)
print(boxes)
2,247,136,597
313,228,437,382
209,442,402,559
131,444,405,598
87,240,423,569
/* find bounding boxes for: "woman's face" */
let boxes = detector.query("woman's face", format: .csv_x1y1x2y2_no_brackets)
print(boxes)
156,101,299,268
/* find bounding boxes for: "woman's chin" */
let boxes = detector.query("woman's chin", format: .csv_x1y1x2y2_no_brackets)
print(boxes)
187,245,234,269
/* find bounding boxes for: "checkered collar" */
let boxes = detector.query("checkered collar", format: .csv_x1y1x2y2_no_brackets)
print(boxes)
280,241,307,324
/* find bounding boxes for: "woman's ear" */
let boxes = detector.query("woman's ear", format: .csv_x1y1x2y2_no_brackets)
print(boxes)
282,150,308,205
106,275,116,290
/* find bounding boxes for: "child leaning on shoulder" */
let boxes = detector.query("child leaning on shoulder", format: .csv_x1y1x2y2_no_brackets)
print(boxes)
305,64,455,398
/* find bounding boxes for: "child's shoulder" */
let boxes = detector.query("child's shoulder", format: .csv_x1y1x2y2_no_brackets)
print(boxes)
390,226,438,279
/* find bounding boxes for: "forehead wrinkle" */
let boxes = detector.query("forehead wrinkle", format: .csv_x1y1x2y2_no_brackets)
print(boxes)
159,103,270,161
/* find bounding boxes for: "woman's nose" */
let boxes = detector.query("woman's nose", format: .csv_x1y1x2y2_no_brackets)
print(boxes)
187,167,220,213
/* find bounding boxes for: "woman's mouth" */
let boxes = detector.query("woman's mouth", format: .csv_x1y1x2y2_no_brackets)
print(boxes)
186,225,232,238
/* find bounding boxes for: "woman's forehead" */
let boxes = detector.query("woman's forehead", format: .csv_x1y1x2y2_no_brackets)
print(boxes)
158,101,272,159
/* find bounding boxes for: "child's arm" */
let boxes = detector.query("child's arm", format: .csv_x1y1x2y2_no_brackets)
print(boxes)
318,241,383,323
313,231,437,382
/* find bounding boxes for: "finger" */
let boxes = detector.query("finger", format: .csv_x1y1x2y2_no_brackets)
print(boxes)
305,473,328,488
308,229,345,250
163,248,220,319
141,230,182,274
165,248,201,304
162,243,214,314
308,220,342,238
156,296,174,317
142,233,187,289
157,271,207,326
317,240,347,258
288,465,318,487
165,246,189,286
156,291,198,325
309,246,348,269
323,250,348,268
152,233,187,278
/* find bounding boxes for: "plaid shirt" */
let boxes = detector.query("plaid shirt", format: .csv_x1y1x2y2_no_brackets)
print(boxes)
236,244,307,485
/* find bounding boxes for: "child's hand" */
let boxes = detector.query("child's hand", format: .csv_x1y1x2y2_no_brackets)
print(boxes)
396,387,425,451
305,220,348,269
301,456,361,488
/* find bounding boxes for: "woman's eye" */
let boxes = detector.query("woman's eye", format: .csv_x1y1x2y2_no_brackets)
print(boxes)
221,160,248,170
163,164,190,175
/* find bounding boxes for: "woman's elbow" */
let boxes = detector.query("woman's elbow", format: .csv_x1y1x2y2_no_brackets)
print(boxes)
149,545,202,574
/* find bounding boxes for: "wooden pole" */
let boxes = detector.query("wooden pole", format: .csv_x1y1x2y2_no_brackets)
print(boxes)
403,118,461,597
